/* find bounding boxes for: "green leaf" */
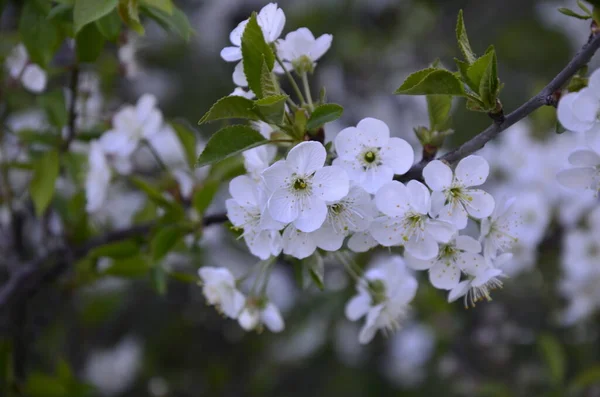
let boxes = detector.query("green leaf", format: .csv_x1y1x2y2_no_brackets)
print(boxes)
171,121,197,168
130,176,176,208
150,263,168,295
426,95,452,132
118,0,144,35
140,0,173,14
88,240,140,259
48,4,73,21
95,8,122,41
558,7,591,19
241,12,275,98
538,334,566,386
196,125,269,167
23,373,68,397
193,180,219,215
76,23,106,62
260,58,279,97
74,0,118,33
464,49,495,93
151,226,185,261
578,0,592,14
140,5,193,41
395,68,466,96
456,10,476,64
304,252,324,290
198,96,259,124
479,48,499,109
253,94,288,124
19,1,62,67
37,91,67,128
306,103,344,130
570,366,600,391
30,150,60,216
103,254,149,277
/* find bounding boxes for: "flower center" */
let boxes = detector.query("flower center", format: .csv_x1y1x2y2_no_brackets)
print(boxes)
293,178,308,190
364,151,376,163
368,279,387,305
331,203,344,214
402,212,426,242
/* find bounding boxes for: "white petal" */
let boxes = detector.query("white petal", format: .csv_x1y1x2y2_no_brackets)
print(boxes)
472,267,503,287
406,180,431,215
229,175,259,207
286,141,326,175
262,160,292,191
374,181,409,217
423,160,453,191
448,280,470,302
361,165,394,194
455,235,481,253
438,201,468,230
294,194,327,232
589,68,600,94
311,34,333,61
429,261,461,290
313,165,349,201
463,189,495,219
557,167,597,189
229,20,248,46
379,137,414,175
355,117,390,147
225,199,250,227
455,155,489,187
247,230,281,260
572,89,599,125
268,188,299,223
568,149,600,167
345,293,371,321
21,64,47,93
348,231,378,253
238,308,260,330
358,322,378,344
585,128,600,154
557,92,594,132
282,225,317,259
220,46,242,62
261,303,285,332
370,216,405,246
429,190,446,217
334,127,362,158
312,223,345,251
404,253,436,270
222,289,246,319
405,234,438,260
233,61,248,87
425,219,456,243
457,252,487,276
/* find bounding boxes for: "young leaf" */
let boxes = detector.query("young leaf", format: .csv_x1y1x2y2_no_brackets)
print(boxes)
37,91,67,128
395,68,466,96
151,226,185,261
426,95,452,132
196,125,269,167
30,150,60,216
465,49,495,93
140,0,173,14
261,58,280,97
95,9,122,41
140,5,193,41
479,49,499,109
241,12,275,98
306,103,344,130
118,0,144,35
456,10,476,64
19,1,62,67
76,23,106,63
198,96,259,124
578,0,592,14
130,176,176,209
150,264,168,295
253,94,288,124
558,7,591,19
192,180,220,215
74,0,118,33
170,121,197,168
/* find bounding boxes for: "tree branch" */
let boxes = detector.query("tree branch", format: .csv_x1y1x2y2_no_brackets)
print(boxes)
400,32,600,181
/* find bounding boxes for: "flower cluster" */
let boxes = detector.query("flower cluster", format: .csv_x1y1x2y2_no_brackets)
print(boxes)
4,44,47,93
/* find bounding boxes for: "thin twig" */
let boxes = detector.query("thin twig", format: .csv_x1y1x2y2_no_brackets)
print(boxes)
398,32,600,182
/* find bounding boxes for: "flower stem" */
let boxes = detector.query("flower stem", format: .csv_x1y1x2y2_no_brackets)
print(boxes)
301,72,314,111
275,54,306,106
334,251,362,282
143,139,168,172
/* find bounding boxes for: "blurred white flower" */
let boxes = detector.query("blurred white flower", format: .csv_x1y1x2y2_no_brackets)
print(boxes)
448,262,504,308
556,149,600,192
198,267,246,319
557,68,600,134
119,33,140,79
384,323,435,387
333,117,414,194
230,86,255,99
278,27,332,72
480,196,520,262
263,141,349,232
86,141,112,213
424,155,495,230
345,255,418,344
238,298,285,332
5,44,47,93
371,180,455,259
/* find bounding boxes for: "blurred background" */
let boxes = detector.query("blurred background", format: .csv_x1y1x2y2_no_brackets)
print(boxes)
3,0,600,396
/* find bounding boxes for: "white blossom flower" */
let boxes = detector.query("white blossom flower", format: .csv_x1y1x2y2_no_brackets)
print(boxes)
556,149,600,192
86,141,112,213
310,186,375,251
333,118,414,194
448,263,505,308
345,256,418,344
118,33,139,79
198,267,245,318
101,94,163,158
226,175,284,260
423,155,495,229
220,3,285,86
281,224,317,259
278,27,332,72
5,44,47,93
406,234,486,291
557,68,600,134
480,196,520,261
263,141,349,232
238,297,285,332
371,180,455,260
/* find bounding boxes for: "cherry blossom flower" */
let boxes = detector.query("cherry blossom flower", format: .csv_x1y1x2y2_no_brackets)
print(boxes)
405,234,486,291
263,141,349,232
5,44,47,93
448,263,505,308
557,68,600,134
281,224,317,259
371,180,455,260
198,267,245,319
226,175,284,260
480,196,520,262
277,27,333,73
423,155,495,230
101,94,163,158
557,149,600,192
345,256,418,344
238,297,285,332
333,117,414,194
86,141,112,213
